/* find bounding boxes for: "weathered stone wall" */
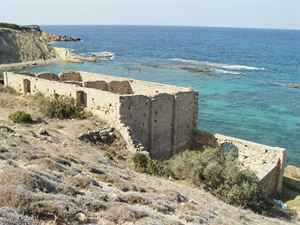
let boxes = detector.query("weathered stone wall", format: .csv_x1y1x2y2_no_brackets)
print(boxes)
173,92,197,152
150,93,175,159
107,81,133,95
60,71,82,82
83,81,107,91
36,72,59,81
213,134,286,194
119,95,151,150
192,130,286,196
119,92,197,160
4,71,197,158
259,164,279,196
3,72,121,126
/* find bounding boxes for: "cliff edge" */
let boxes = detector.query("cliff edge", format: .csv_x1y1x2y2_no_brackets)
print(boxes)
0,23,95,64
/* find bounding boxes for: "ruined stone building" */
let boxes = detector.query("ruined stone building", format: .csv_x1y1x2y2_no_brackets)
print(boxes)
3,71,286,196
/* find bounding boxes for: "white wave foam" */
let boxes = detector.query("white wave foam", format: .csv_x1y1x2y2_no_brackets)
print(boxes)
90,51,115,60
214,69,242,75
171,58,264,71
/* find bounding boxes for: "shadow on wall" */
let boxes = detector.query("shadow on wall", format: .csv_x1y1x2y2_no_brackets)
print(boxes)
83,80,134,95
191,130,219,150
76,91,87,107
23,78,31,93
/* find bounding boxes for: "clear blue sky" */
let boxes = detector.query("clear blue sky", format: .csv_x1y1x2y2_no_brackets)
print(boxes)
1,0,299,29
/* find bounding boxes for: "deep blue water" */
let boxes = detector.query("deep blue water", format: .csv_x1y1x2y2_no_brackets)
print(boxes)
27,26,300,166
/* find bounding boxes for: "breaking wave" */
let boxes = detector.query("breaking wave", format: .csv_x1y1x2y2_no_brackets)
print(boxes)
89,51,115,60
214,69,243,75
171,58,264,71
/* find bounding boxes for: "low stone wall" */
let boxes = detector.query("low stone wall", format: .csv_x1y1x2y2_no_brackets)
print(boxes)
193,130,286,196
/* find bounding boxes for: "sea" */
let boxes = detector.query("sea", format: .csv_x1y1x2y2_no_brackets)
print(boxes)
25,25,300,166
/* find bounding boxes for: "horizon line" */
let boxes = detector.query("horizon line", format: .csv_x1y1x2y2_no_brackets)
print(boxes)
15,23,300,31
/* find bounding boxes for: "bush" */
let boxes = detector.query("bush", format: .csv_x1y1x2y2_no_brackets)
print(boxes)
35,93,84,119
132,148,264,212
146,159,167,176
132,152,172,177
9,111,32,123
0,22,22,30
132,153,149,173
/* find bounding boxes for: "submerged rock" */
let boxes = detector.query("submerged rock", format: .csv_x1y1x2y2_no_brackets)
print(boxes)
277,83,300,89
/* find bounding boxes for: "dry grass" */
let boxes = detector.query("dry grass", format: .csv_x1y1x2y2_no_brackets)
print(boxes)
0,91,296,225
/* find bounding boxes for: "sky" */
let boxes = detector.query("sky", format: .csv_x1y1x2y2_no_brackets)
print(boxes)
0,0,299,29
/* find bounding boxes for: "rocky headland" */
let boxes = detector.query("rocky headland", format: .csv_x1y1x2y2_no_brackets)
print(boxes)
0,23,96,67
21,24,81,42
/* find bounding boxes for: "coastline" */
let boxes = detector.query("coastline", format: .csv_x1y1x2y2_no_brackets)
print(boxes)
0,59,63,71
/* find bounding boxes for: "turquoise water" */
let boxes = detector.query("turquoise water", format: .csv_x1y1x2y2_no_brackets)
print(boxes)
26,26,300,166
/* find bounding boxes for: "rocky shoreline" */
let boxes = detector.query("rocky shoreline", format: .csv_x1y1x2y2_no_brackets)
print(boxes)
0,23,96,67
23,25,81,42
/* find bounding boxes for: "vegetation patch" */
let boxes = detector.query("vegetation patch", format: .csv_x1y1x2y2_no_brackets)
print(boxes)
132,148,264,212
9,111,32,124
0,22,22,30
34,93,91,119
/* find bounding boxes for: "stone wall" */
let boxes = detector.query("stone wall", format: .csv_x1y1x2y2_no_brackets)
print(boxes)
36,72,59,81
4,71,197,159
150,93,175,159
119,92,197,160
192,130,286,196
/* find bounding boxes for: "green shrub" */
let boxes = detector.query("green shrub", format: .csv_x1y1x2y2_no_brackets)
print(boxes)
0,22,22,30
35,93,83,119
166,150,205,184
214,167,263,211
146,159,166,176
132,148,264,212
132,152,149,173
80,110,93,119
9,111,32,123
132,152,172,177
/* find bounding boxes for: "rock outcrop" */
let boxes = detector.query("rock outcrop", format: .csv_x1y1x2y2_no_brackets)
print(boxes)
0,28,57,63
22,25,81,42
0,23,93,64
78,128,116,145
277,83,300,89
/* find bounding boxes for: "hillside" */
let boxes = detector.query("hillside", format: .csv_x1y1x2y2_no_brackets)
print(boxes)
0,85,298,225
0,23,94,64
0,27,57,63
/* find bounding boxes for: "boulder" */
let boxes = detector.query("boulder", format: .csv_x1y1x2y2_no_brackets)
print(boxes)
76,212,88,223
39,128,49,136
78,128,116,145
